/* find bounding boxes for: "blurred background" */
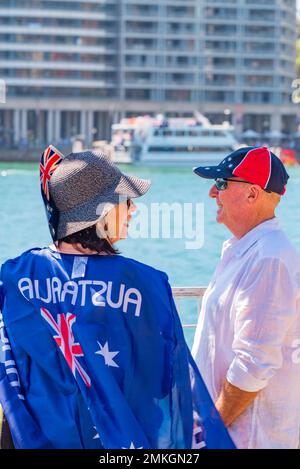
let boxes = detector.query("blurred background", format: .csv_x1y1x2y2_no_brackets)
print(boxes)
0,0,299,159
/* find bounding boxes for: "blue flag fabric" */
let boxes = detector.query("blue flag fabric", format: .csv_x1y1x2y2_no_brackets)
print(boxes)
0,248,235,449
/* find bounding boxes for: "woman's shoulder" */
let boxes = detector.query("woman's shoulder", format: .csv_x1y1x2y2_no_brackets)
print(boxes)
114,255,169,281
1,247,50,276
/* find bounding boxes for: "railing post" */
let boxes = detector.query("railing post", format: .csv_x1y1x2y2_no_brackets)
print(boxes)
171,287,206,329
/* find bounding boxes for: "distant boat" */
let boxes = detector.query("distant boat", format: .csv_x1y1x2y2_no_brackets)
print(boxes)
109,114,239,166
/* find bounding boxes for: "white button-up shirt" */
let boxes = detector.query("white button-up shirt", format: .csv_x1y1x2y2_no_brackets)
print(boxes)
192,218,300,449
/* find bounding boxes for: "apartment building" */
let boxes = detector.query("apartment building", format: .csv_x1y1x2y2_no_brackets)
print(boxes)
0,0,297,149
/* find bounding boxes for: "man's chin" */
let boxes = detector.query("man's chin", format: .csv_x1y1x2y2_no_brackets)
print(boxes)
216,213,224,224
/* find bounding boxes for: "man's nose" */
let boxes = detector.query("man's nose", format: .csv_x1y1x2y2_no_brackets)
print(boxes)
209,184,218,198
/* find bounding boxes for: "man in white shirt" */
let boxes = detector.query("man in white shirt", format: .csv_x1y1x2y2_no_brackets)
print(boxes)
192,146,300,448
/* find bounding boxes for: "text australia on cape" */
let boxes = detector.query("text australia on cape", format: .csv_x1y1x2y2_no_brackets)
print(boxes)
18,277,142,317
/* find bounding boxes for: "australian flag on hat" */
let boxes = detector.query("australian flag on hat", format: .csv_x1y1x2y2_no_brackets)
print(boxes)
40,145,64,241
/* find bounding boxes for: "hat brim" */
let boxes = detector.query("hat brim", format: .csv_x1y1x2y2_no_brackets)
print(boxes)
115,173,151,198
193,165,233,179
57,174,151,239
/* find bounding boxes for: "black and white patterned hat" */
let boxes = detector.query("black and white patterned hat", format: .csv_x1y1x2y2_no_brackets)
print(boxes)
43,149,151,240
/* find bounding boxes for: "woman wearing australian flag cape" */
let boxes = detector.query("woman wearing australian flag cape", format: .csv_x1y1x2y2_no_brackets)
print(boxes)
0,147,235,449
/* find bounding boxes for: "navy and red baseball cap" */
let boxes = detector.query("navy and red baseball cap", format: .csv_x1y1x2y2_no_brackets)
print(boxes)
193,146,289,195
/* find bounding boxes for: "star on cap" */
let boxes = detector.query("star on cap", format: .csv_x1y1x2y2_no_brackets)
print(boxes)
95,341,119,368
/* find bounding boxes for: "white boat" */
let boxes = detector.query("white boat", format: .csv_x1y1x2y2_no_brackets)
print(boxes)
110,119,138,164
110,114,239,166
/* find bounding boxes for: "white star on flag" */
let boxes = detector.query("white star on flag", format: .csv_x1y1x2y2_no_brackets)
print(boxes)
192,425,206,449
192,410,206,449
93,426,100,440
122,442,143,449
95,341,119,367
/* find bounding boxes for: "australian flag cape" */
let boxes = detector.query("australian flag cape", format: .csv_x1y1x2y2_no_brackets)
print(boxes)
0,247,235,449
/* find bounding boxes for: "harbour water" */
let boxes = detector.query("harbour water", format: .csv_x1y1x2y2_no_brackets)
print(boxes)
1,162,300,346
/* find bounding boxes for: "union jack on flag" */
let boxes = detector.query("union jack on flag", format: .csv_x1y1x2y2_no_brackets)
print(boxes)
40,307,91,388
40,145,64,201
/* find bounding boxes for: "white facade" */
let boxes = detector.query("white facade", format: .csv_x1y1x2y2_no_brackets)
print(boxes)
0,0,297,152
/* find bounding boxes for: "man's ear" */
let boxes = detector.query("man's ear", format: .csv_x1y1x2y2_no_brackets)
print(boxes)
247,185,260,203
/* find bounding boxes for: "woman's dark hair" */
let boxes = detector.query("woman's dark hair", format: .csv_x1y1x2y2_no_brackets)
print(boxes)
60,224,119,255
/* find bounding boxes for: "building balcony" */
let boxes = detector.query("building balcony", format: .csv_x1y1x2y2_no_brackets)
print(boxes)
165,79,196,86
0,8,116,21
163,49,199,56
203,90,236,103
204,14,238,20
124,30,159,37
204,31,238,38
124,60,157,68
165,65,199,71
240,18,277,26
124,44,157,52
165,12,195,19
5,77,117,88
123,82,199,89
243,31,275,38
242,85,276,92
0,1,117,12
205,80,236,86
203,84,236,90
207,0,237,3
8,87,118,99
0,60,117,71
163,0,196,3
124,12,159,20
247,13,276,22
245,0,278,4
165,28,196,36
244,67,295,78
241,66,276,73
204,65,236,73
0,42,117,55
0,26,117,37
241,49,276,57
0,37,117,48
205,44,237,52
243,82,274,88
126,0,194,3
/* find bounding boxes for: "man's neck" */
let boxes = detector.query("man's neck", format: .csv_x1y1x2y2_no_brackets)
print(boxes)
231,215,275,240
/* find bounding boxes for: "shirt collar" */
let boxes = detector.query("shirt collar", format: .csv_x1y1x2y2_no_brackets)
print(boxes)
224,218,281,258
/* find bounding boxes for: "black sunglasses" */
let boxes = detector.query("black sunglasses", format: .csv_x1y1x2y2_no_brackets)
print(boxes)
214,178,272,193
214,178,253,191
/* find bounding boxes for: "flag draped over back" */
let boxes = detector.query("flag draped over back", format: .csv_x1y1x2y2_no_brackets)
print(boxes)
0,248,235,449
39,145,64,241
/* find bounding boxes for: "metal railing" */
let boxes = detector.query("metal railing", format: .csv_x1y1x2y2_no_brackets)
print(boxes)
172,287,206,329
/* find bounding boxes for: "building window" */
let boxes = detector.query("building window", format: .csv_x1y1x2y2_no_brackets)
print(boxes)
125,89,151,100
165,90,191,101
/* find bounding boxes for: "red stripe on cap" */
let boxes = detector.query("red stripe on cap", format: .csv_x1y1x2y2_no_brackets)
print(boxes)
232,147,271,189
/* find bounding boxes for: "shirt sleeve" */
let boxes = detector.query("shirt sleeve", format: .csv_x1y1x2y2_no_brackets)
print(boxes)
227,257,297,392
